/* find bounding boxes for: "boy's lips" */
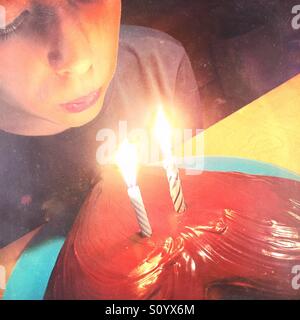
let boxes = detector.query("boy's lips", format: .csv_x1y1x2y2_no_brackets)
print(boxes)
60,88,102,113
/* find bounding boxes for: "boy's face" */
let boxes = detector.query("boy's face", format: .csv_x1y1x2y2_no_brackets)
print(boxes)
0,0,121,134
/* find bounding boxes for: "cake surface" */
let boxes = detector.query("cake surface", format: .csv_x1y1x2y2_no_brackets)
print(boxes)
46,167,300,299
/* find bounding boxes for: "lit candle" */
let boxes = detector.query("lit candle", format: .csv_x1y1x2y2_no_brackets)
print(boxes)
154,108,186,213
115,140,152,237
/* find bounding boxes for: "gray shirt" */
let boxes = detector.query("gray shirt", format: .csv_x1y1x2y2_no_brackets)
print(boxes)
101,25,201,130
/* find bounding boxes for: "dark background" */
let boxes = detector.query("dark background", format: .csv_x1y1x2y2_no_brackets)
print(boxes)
122,0,300,127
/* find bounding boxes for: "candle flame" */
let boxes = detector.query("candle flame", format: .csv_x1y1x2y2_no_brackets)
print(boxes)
115,140,138,187
154,108,172,158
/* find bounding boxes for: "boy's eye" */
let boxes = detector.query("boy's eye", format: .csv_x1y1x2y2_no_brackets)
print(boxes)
0,10,30,41
0,0,103,41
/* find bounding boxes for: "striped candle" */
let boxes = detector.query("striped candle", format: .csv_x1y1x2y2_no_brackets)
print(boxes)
116,140,152,237
164,160,186,213
155,108,186,213
128,186,152,237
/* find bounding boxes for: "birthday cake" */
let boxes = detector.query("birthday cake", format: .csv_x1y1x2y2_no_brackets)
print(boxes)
45,167,300,299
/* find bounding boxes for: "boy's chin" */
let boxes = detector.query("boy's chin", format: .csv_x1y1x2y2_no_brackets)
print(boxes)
61,102,103,129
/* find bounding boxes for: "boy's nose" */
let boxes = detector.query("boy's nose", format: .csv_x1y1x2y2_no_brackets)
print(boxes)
48,13,93,77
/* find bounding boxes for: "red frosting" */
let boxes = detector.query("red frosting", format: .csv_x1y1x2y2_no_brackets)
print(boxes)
46,167,300,299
